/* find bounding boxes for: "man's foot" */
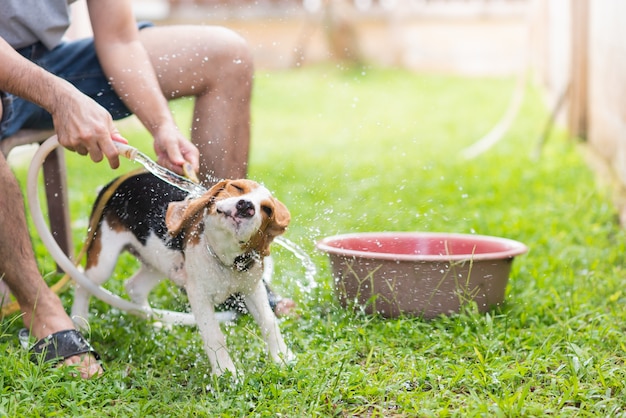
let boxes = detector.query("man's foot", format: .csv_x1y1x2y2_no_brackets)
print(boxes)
0,280,103,378
266,284,298,318
273,298,297,317
64,352,103,379
19,328,103,379
25,310,103,379
220,286,298,318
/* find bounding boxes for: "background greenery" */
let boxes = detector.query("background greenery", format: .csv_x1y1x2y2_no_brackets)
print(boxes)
2,65,626,416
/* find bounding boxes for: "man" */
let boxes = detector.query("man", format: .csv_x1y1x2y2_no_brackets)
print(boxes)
0,0,288,379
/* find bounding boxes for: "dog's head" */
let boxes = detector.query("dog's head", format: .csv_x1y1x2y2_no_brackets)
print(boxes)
165,179,290,265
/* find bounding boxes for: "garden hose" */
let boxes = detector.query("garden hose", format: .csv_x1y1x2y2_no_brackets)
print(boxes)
461,1,533,159
1,139,199,319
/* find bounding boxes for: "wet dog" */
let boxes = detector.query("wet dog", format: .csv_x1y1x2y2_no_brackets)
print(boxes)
71,171,293,377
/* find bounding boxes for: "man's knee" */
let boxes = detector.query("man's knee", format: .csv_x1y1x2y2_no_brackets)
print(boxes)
141,25,254,86
210,27,254,77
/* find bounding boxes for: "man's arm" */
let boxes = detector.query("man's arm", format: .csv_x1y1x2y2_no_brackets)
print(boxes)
86,0,199,174
0,37,122,168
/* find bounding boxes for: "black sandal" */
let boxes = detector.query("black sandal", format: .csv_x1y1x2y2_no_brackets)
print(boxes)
18,328,102,366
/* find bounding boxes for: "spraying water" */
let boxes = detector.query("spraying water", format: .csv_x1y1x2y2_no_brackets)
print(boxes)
273,237,317,292
114,142,208,197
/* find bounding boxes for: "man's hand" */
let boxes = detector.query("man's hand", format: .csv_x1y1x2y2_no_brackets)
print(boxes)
0,37,125,170
152,125,200,176
51,89,125,169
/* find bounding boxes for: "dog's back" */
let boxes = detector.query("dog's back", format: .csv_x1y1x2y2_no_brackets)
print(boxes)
88,171,188,255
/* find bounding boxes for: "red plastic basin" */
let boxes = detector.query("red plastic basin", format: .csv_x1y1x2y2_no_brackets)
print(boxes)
317,232,528,318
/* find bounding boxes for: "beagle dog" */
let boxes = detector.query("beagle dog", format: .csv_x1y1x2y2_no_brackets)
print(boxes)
71,171,294,377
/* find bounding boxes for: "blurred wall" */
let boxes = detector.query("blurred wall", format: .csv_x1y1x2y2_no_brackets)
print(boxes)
68,0,529,75
529,0,571,122
165,0,530,76
587,3,626,181
534,0,626,222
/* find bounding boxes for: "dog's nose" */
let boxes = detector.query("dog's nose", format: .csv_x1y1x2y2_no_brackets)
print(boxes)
236,199,255,218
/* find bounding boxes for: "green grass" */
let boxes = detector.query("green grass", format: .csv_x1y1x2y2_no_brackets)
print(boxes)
3,64,626,416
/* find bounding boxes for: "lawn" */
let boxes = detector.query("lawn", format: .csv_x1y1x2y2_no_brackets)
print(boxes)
2,64,626,416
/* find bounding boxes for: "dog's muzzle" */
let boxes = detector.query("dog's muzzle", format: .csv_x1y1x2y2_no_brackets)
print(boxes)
236,199,255,218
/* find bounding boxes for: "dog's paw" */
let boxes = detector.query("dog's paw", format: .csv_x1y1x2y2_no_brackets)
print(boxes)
210,368,242,385
210,357,239,379
205,371,243,393
280,349,296,366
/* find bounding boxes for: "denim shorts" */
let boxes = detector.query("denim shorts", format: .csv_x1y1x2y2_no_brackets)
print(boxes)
0,22,153,139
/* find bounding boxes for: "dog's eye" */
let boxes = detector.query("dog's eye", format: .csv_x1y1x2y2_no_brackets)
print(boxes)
231,184,244,192
261,205,273,217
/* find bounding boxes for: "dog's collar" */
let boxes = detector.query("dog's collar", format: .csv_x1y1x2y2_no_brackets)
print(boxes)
205,244,257,272
234,252,257,272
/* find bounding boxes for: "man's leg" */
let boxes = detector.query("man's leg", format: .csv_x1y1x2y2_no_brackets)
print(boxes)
0,151,102,378
138,25,253,184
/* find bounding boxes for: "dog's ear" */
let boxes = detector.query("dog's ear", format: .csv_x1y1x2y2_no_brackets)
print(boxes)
165,196,211,237
247,196,291,257
165,181,229,236
269,197,290,236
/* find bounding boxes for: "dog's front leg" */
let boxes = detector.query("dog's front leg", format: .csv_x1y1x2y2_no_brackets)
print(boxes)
244,281,294,365
186,284,237,377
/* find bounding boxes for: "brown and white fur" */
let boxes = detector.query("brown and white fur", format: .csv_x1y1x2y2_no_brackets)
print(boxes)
71,171,293,377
